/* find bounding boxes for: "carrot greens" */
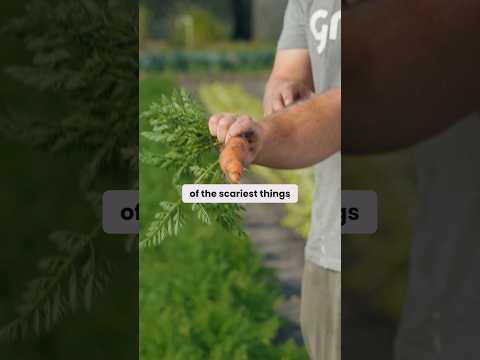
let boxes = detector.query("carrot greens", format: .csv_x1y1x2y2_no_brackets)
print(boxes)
140,90,246,247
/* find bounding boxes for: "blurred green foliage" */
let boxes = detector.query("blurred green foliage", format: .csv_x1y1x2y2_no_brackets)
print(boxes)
139,6,150,48
139,74,308,359
343,153,416,320
140,226,307,360
0,1,137,357
139,0,233,40
169,7,229,48
140,48,275,73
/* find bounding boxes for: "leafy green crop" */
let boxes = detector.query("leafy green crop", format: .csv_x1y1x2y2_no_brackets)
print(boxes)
140,48,275,73
140,90,246,247
0,0,137,340
140,225,307,360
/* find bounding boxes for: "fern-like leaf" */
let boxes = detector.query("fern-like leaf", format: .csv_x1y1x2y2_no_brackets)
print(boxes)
140,90,247,244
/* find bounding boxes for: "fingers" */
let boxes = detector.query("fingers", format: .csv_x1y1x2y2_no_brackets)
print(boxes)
225,115,255,144
209,113,232,137
216,114,236,143
209,113,256,145
208,113,222,136
297,85,313,100
264,103,274,116
209,113,244,143
264,85,297,115
263,98,273,116
281,87,295,107
263,94,281,116
282,84,312,106
271,94,285,114
264,82,313,115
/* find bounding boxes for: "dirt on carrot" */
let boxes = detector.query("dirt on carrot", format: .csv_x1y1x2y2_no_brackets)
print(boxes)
219,136,250,183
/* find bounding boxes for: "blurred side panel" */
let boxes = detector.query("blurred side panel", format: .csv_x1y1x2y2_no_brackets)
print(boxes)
342,0,480,359
0,1,139,359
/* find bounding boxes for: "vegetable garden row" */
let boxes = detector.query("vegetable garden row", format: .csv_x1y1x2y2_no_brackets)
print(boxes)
140,49,275,72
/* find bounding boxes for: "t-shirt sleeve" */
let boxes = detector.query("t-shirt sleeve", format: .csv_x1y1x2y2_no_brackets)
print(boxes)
277,0,308,49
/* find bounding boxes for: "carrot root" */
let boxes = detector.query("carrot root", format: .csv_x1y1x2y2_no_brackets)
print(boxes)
219,136,249,183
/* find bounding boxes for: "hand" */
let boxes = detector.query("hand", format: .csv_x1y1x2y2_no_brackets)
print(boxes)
208,113,265,167
263,80,313,116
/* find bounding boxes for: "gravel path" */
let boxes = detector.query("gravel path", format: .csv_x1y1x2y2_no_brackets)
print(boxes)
242,176,306,345
244,204,305,345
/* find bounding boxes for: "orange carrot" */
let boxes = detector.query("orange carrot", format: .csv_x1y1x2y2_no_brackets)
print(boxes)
219,136,249,183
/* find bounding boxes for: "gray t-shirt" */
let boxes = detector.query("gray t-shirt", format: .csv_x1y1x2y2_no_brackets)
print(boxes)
278,0,341,271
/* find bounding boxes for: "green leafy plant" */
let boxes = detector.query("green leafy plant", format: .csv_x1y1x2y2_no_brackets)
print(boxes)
2,0,138,175
1,227,112,340
169,7,230,48
140,225,308,360
139,48,275,72
0,0,137,340
140,89,246,247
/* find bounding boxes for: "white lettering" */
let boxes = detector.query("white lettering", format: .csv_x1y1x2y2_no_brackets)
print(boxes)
310,9,341,54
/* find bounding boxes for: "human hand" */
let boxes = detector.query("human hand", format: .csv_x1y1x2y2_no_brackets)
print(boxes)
263,80,313,116
208,113,265,182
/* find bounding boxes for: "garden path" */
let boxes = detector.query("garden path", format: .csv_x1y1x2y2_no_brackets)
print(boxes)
243,176,305,345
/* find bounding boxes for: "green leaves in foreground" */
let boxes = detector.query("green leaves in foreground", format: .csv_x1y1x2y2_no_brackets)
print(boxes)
140,90,246,246
0,0,137,340
140,227,308,360
0,229,111,341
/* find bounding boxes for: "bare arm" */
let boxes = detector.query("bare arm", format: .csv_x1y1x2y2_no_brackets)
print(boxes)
209,88,340,170
263,49,314,115
257,88,340,168
343,0,480,153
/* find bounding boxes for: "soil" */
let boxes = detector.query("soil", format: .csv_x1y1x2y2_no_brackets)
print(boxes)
242,176,306,345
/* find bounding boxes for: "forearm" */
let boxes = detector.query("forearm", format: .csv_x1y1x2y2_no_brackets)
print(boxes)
266,49,314,90
266,70,313,91
255,88,341,169
343,0,480,153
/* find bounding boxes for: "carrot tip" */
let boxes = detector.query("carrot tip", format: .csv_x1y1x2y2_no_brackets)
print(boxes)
228,172,241,184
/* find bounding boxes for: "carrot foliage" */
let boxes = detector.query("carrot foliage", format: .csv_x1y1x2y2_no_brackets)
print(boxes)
0,0,136,341
140,90,246,247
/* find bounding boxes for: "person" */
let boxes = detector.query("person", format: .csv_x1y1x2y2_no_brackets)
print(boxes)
209,1,341,359
212,0,480,358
